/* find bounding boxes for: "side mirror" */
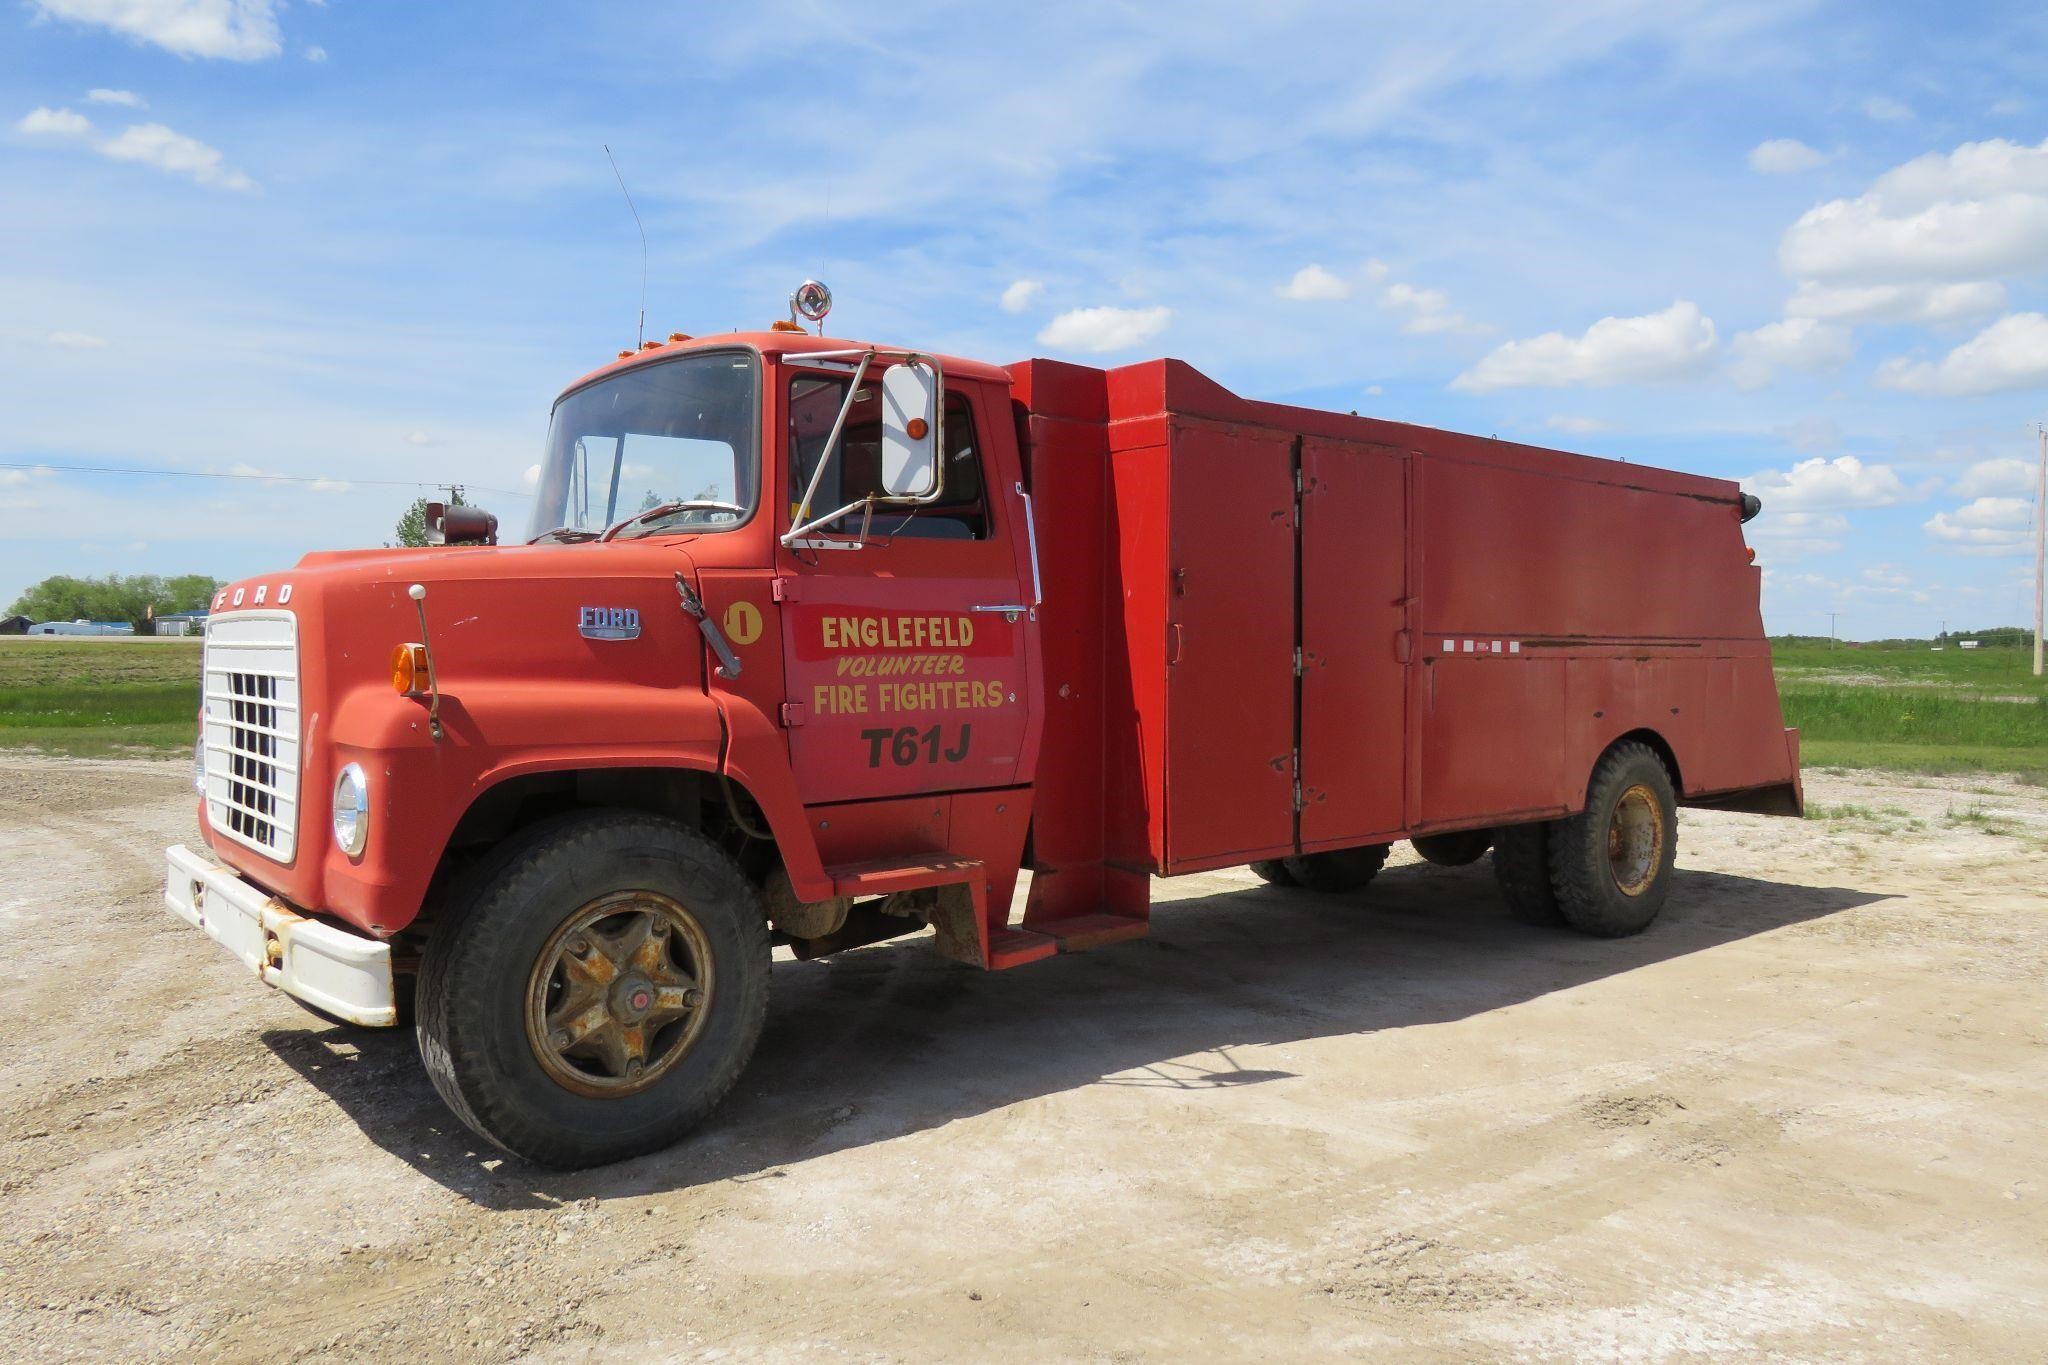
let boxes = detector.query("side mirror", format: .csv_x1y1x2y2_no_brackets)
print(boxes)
427,502,499,546
879,364,939,499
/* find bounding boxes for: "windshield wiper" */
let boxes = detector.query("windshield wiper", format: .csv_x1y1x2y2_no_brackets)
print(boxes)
528,525,601,545
600,499,745,542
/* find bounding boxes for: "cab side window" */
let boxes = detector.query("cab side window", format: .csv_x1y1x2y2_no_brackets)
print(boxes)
788,374,990,541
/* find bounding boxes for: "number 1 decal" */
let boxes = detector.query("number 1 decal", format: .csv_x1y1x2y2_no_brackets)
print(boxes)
860,724,972,768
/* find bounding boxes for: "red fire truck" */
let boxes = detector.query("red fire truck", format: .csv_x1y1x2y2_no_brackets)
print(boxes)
164,285,1802,1168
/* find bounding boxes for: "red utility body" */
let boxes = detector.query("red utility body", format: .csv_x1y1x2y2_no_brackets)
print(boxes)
1012,355,1799,952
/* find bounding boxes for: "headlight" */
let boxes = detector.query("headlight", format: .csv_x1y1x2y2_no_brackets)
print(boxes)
332,763,370,858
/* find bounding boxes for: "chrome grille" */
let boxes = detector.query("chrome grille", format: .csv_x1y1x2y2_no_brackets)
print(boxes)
202,612,301,861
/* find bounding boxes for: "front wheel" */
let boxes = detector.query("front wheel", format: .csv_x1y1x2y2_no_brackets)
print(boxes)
416,812,770,1168
1546,742,1678,937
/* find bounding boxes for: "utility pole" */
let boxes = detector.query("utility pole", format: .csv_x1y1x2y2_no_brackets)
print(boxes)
1827,610,1839,650
2033,424,2044,678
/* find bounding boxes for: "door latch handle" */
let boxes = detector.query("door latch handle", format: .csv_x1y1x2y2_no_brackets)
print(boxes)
972,604,1029,623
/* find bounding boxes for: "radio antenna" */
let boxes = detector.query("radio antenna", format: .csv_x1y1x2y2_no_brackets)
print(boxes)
603,143,647,349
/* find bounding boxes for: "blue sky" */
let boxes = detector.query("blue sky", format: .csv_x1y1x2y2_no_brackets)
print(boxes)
3,1,2045,639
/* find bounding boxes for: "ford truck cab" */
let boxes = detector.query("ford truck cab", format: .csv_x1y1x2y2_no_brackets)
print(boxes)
167,293,1051,1166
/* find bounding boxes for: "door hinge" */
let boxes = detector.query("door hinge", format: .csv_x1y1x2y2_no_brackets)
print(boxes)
1293,646,1305,677
779,702,807,728
772,577,798,602
1292,755,1305,813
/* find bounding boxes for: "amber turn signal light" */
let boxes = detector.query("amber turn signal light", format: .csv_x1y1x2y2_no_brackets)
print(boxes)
391,642,428,695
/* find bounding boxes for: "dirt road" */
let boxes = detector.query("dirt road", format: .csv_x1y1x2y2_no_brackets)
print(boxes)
2,755,2043,1360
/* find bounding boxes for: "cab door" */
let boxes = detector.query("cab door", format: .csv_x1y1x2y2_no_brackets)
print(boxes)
776,369,1036,805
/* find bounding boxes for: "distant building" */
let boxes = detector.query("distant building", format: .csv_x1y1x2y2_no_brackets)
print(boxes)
28,620,134,636
154,612,208,637
0,614,28,635
1959,640,1980,650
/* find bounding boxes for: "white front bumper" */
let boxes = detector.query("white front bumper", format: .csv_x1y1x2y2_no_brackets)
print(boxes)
163,844,398,1027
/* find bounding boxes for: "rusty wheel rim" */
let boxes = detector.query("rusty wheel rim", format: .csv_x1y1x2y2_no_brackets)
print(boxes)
1607,784,1665,897
524,890,714,1098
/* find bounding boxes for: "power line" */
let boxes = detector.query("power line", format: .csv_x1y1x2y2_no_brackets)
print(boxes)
0,460,526,499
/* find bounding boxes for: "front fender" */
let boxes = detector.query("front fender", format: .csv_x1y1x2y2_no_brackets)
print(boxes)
319,679,732,934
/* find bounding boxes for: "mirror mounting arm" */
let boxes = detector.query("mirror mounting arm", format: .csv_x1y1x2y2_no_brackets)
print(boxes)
780,347,947,549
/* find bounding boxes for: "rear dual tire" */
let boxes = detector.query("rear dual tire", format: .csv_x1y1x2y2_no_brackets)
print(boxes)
1491,741,1678,937
1250,845,1390,893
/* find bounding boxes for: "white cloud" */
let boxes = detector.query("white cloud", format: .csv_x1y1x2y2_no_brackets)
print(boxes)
1747,510,1849,559
1785,280,2007,325
1380,281,1484,336
1950,457,2038,499
1749,138,1824,175
30,0,282,61
18,106,94,138
1450,301,1715,392
1876,312,2048,395
95,122,255,191
404,431,437,447
1363,384,1383,396
302,43,326,63
1037,305,1170,354
1545,415,1609,435
998,280,1043,314
1743,455,1915,512
1779,137,2048,283
1924,497,2034,555
1728,317,1852,389
85,88,144,107
1775,416,1842,453
1278,264,1351,301
1861,95,1913,123
47,331,109,348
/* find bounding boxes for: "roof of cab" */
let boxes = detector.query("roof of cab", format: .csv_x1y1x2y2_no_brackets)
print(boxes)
555,329,1016,402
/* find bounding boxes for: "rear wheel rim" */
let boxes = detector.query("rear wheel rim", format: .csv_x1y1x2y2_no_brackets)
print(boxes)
524,890,714,1098
1607,784,1665,897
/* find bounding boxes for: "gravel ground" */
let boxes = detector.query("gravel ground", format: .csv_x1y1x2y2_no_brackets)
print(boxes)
2,754,2044,1361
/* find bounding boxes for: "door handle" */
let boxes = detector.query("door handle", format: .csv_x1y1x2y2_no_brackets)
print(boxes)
973,604,1030,622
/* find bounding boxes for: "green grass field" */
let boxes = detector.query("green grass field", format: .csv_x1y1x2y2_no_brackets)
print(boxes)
0,639,201,757
1773,641,2046,782
1,635,2042,778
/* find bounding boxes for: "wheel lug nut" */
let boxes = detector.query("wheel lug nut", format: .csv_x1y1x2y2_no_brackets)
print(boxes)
550,1030,570,1048
683,988,703,1007
569,937,589,955
627,1060,644,1077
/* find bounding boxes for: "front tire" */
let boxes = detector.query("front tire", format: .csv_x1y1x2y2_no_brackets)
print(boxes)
416,811,770,1168
1546,742,1678,938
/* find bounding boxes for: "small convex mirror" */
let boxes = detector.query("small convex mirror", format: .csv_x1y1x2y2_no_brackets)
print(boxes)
879,364,939,498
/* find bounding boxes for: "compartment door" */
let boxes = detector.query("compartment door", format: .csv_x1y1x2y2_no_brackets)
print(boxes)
1299,438,1409,846
1162,423,1297,868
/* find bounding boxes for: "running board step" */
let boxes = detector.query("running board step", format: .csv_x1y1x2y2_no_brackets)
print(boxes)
987,913,1149,970
827,854,984,899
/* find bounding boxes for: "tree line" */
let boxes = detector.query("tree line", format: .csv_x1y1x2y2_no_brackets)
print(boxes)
7,574,222,633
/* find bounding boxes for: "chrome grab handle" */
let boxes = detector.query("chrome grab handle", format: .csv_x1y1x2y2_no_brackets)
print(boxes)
972,604,1030,621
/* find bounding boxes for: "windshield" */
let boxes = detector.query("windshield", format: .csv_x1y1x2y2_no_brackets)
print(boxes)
527,351,759,541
